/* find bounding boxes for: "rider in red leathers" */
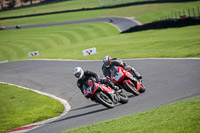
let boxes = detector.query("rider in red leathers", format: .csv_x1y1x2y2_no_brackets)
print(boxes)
102,56,142,80
73,67,119,97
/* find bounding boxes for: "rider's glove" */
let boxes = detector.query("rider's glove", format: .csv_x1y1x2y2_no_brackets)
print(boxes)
124,65,131,70
114,86,119,91
84,88,91,98
96,77,100,83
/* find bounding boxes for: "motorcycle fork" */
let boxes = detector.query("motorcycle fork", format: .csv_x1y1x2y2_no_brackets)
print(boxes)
107,92,118,104
131,77,141,91
124,77,140,91
100,86,118,104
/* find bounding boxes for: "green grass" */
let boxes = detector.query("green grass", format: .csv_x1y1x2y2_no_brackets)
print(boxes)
0,23,200,62
0,83,64,133
0,0,100,18
0,1,200,27
0,0,150,18
0,22,119,62
60,97,200,133
0,1,200,132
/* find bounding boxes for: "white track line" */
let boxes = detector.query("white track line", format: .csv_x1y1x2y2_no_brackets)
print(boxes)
19,58,200,62
1,58,200,64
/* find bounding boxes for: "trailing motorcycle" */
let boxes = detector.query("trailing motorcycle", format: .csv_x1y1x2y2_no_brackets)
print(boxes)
83,79,128,108
109,66,145,96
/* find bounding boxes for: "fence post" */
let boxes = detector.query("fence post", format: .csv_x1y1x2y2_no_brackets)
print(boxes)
188,9,191,17
175,12,177,19
193,8,195,17
183,10,185,15
179,11,181,18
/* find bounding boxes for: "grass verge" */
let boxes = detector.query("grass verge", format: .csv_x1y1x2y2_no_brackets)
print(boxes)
59,97,200,133
0,83,64,133
0,1,200,27
0,0,154,18
0,23,199,62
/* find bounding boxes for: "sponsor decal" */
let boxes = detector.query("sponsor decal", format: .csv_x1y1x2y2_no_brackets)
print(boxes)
29,51,39,57
82,47,97,56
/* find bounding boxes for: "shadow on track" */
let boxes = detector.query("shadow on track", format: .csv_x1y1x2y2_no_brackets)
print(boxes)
50,102,126,124
50,108,108,124
70,103,100,112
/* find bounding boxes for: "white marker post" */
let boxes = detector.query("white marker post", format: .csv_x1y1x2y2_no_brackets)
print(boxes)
82,47,97,56
28,51,39,57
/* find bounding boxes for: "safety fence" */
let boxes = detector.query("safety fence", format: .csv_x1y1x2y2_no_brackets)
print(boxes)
122,7,200,33
155,7,200,21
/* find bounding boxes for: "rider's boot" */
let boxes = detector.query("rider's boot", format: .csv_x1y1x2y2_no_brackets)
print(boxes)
113,86,122,93
109,81,122,93
130,67,142,80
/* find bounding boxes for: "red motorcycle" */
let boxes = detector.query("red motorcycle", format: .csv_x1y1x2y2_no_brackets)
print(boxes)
109,66,145,96
83,79,128,108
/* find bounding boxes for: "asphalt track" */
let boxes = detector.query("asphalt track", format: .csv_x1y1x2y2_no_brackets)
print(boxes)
4,17,141,32
0,58,200,133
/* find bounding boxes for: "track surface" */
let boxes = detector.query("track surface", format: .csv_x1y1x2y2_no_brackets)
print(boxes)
0,59,200,132
4,17,141,32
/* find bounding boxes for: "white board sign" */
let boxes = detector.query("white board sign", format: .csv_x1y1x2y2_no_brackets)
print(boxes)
29,51,39,57
82,47,97,56
0,60,8,64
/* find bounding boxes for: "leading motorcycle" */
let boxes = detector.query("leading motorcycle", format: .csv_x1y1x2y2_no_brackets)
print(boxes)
83,79,128,108
109,66,145,96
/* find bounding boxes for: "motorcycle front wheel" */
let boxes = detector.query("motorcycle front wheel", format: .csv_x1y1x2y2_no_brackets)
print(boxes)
139,85,146,93
118,92,129,104
95,92,115,108
123,81,139,96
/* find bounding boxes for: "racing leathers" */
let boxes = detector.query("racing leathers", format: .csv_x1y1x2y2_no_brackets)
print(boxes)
77,70,118,96
102,58,142,80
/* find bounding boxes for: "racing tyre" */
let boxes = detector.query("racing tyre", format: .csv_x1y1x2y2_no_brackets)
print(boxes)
139,85,145,93
124,81,139,96
95,92,115,108
118,93,128,104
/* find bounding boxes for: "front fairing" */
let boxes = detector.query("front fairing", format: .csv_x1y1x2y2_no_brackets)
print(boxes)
111,67,123,83
98,83,115,94
111,67,132,84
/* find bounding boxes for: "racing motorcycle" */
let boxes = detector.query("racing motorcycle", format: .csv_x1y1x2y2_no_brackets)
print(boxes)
109,66,145,96
83,79,128,108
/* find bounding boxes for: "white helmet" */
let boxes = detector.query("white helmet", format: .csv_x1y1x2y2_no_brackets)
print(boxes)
103,56,112,68
73,67,84,79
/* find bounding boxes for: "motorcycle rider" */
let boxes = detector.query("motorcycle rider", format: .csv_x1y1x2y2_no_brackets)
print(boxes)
73,67,120,97
102,56,142,80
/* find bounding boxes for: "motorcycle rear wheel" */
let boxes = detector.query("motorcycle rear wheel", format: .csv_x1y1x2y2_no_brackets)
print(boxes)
95,92,115,108
124,81,139,96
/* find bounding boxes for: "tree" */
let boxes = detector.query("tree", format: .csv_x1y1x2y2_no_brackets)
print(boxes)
5,0,17,8
19,0,23,7
0,0,4,9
